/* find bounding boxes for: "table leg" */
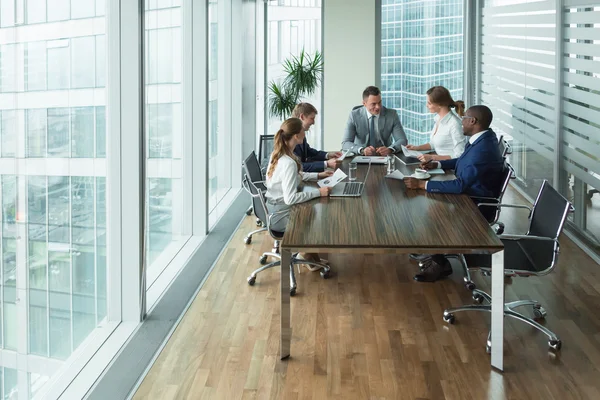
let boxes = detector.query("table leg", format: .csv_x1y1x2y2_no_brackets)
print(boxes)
490,249,505,371
280,248,291,360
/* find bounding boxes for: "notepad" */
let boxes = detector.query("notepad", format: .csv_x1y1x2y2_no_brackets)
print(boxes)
337,149,351,161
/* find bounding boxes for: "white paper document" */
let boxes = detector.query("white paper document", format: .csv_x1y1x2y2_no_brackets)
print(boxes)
384,170,405,180
401,145,423,158
317,168,348,188
337,149,351,161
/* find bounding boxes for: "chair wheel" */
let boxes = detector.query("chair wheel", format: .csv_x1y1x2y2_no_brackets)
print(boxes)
244,236,252,245
259,255,268,265
443,313,455,324
246,208,253,215
472,293,484,304
465,281,476,291
486,344,491,354
247,276,256,286
495,223,505,235
533,305,547,319
320,270,330,279
290,287,296,296
549,339,561,351
256,219,262,226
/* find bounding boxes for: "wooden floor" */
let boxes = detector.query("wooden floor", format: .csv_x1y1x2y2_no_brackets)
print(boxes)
134,187,600,400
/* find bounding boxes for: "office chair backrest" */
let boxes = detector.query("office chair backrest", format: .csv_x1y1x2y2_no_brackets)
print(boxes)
258,135,275,170
528,180,572,239
243,174,268,226
243,151,263,183
518,181,572,273
478,160,514,224
352,105,363,110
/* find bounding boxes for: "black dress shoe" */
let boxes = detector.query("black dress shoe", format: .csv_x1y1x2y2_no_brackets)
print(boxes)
413,259,453,282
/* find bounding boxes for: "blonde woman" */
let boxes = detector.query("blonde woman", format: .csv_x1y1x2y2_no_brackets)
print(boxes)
406,86,466,162
266,118,333,266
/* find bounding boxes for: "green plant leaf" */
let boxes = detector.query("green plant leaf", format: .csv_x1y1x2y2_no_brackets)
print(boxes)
282,48,323,99
268,81,298,120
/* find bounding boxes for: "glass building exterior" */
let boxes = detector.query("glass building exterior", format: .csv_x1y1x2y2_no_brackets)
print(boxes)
380,0,463,145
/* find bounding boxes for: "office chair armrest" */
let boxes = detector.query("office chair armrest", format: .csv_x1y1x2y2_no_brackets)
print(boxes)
478,202,532,215
498,234,558,245
266,208,289,229
470,196,498,202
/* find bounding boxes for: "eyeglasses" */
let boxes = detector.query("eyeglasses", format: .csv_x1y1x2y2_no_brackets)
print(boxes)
461,116,476,121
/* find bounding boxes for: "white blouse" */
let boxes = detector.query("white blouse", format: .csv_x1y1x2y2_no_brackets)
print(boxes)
265,155,319,205
429,112,466,159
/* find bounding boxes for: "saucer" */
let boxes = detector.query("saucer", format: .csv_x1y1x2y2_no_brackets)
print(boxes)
411,173,431,180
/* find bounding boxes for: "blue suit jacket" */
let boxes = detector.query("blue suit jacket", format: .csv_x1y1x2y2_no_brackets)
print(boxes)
294,138,328,172
427,129,504,198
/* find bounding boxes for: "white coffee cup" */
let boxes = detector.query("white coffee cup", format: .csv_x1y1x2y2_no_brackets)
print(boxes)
414,168,428,179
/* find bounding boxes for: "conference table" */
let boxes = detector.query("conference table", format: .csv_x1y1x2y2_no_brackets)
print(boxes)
279,156,507,371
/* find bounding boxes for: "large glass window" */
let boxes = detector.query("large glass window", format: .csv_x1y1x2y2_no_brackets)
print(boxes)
47,40,70,90
0,0,109,395
1,111,16,157
144,0,186,285
71,37,96,88
380,0,463,145
26,41,48,91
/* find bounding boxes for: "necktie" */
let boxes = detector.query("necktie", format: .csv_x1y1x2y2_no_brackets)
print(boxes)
369,116,376,147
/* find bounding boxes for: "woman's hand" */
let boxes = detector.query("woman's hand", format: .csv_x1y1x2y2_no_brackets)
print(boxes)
318,170,334,179
319,187,332,197
417,153,434,163
406,144,419,150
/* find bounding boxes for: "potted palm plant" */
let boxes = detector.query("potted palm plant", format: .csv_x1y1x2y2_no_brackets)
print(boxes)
268,49,323,119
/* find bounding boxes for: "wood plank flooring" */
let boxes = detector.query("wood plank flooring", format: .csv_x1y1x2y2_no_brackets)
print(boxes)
134,187,600,400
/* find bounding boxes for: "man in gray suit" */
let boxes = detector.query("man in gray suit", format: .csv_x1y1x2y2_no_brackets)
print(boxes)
342,86,407,156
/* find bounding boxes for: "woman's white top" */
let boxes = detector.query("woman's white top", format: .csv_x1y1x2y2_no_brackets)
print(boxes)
265,155,319,205
429,112,466,158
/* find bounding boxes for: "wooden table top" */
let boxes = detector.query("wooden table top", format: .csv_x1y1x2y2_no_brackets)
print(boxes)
282,157,504,254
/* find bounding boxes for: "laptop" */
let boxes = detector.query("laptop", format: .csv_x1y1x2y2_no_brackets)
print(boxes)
353,156,387,164
396,152,421,166
330,160,373,197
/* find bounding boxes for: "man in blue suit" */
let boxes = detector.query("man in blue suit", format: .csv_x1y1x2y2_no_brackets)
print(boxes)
292,103,342,173
404,105,504,282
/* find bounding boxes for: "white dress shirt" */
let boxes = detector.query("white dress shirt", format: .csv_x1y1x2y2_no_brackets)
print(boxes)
429,112,466,158
265,155,319,205
359,108,394,154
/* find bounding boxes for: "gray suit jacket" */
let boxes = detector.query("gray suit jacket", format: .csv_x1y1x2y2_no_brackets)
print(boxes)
341,105,407,154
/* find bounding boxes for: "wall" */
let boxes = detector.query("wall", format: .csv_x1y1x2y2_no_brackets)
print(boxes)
323,0,377,151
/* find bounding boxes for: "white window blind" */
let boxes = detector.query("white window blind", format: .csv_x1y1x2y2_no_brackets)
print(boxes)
480,0,557,168
563,4,600,191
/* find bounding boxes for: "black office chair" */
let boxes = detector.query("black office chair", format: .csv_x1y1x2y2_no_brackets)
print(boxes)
258,135,275,171
443,180,573,352
243,176,330,296
497,135,512,158
242,151,267,244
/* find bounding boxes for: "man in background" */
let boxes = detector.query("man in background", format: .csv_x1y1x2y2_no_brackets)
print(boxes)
292,103,342,173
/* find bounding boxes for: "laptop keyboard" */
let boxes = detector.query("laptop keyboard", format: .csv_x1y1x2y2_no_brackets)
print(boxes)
343,182,362,195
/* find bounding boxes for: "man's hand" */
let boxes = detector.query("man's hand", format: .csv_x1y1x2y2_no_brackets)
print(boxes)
318,186,332,197
317,170,334,179
326,158,341,168
326,151,343,159
403,177,426,190
417,153,434,163
363,146,376,156
376,147,393,156
419,161,436,170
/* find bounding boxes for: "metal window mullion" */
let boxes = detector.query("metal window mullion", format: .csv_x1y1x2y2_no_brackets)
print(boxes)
69,177,74,353
118,0,145,322
45,176,50,357
93,178,98,324
554,0,564,190
192,0,208,236
182,0,193,236
474,0,481,105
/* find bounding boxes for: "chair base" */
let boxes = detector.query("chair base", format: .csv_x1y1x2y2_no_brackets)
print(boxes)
442,290,561,352
248,251,331,296
244,227,267,245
